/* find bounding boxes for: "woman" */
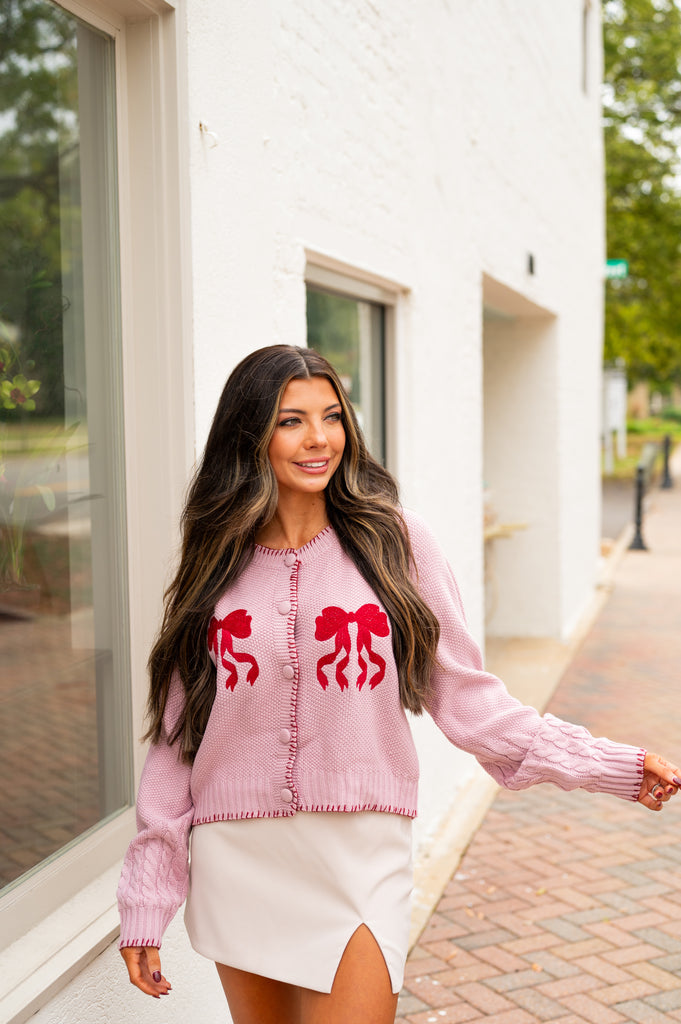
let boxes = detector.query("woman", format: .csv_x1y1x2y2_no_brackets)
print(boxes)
118,344,679,1024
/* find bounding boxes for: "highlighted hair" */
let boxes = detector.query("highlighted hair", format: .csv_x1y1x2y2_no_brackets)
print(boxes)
146,345,440,762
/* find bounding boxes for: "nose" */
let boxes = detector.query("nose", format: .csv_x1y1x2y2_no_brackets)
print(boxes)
304,419,328,448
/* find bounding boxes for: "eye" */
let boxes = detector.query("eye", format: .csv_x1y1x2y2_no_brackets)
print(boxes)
277,416,301,428
325,411,342,423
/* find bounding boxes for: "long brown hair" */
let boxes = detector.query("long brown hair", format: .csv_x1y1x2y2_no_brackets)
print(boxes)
146,345,440,762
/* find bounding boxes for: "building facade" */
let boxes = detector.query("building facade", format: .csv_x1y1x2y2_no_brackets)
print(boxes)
0,1,603,1020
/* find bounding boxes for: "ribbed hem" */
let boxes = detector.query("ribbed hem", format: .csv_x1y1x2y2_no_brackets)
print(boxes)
118,904,176,950
192,770,419,822
193,774,296,821
296,770,418,817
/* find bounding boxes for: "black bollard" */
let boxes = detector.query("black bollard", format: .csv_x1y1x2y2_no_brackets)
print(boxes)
629,465,648,550
661,434,673,489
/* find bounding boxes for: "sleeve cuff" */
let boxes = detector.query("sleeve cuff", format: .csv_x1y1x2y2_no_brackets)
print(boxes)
118,903,178,950
498,713,645,802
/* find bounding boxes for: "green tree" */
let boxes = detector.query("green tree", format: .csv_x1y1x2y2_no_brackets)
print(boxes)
0,0,80,583
603,0,681,384
0,0,78,418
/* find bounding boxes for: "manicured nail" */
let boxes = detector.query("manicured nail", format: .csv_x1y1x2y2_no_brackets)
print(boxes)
153,971,161,983
673,777,681,787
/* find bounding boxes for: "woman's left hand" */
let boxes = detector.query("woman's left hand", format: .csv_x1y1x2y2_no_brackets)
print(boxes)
638,752,681,811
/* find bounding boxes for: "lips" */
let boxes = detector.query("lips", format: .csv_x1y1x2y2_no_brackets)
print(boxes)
296,460,328,468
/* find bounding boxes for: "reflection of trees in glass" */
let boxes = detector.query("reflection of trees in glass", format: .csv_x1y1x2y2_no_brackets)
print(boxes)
0,0,79,419
306,289,361,402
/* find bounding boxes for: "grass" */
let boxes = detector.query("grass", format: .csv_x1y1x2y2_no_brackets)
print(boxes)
1,418,92,614
0,418,88,455
603,416,681,480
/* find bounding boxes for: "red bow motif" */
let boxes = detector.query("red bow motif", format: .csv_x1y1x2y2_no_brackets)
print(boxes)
208,609,259,690
315,604,389,691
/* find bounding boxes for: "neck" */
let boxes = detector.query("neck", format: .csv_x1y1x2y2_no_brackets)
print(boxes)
255,493,330,550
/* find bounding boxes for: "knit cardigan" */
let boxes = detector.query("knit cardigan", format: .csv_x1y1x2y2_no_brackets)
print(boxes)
117,510,645,949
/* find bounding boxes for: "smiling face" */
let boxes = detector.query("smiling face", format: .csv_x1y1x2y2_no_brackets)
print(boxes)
267,376,346,500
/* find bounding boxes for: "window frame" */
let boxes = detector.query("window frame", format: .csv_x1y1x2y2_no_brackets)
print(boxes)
0,0,193,1017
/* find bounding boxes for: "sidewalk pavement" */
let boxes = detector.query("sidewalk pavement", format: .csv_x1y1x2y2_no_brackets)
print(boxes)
397,469,681,1024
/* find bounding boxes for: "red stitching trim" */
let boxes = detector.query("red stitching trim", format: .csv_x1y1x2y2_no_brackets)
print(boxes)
191,802,417,825
253,526,332,558
284,560,301,808
121,938,161,949
299,801,414,816
193,809,297,825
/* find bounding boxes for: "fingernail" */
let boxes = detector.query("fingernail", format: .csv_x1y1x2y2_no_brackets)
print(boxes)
673,777,681,787
153,971,161,983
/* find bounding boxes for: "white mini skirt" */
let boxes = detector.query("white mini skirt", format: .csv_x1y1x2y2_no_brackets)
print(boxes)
184,810,413,994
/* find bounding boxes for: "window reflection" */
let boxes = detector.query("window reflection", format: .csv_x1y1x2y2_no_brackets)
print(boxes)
0,1,130,890
306,287,386,462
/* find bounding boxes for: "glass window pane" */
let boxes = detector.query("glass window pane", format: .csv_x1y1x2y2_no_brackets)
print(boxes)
0,1,130,891
306,286,386,462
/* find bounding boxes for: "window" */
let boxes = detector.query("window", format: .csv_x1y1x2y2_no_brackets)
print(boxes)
0,0,131,895
306,286,387,463
0,0,189,1011
0,0,189,1012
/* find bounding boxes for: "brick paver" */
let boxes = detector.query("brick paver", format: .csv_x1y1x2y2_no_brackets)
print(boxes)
398,478,681,1023
0,609,100,887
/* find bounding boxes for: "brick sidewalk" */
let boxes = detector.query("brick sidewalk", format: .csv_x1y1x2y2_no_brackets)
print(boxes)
0,613,100,886
397,484,681,1024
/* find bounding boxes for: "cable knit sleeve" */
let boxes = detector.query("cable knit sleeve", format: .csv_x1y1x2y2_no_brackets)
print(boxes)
117,670,194,948
404,511,645,802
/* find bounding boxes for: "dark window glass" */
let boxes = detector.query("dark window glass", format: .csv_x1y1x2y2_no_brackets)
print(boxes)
306,286,386,462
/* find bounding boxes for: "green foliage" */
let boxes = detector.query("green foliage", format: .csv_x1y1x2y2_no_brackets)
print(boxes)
306,288,362,399
0,418,81,585
0,344,40,410
0,0,80,584
0,373,40,410
661,406,681,423
626,415,681,434
0,0,80,419
603,0,681,383
603,416,681,477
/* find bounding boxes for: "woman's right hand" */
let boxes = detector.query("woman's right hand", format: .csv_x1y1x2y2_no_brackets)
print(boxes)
120,945,172,998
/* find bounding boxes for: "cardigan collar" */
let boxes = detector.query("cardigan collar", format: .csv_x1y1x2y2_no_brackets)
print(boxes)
251,524,336,566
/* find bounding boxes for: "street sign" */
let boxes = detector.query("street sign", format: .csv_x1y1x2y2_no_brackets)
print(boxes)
605,259,629,280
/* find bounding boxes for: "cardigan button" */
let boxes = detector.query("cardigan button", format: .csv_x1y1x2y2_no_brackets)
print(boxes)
279,728,291,744
277,600,291,615
280,787,293,803
283,553,296,567
282,665,294,680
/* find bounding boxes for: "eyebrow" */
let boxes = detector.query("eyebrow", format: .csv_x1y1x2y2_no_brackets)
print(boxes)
278,403,342,414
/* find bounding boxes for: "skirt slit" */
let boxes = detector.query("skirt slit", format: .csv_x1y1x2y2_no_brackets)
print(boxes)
184,810,413,995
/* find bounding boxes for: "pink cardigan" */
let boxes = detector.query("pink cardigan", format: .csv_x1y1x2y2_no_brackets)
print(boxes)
117,510,644,948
